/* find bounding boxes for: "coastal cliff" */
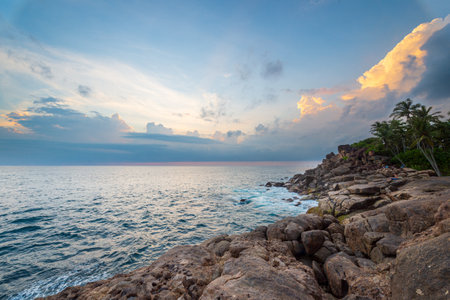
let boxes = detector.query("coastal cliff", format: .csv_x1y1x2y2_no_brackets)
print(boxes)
40,145,450,300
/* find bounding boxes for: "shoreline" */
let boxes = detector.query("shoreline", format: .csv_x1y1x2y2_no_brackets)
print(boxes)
39,144,450,299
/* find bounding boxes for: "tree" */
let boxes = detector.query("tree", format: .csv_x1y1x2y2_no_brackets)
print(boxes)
410,105,443,176
390,98,420,121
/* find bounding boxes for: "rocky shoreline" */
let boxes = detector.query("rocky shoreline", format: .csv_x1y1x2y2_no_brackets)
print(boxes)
39,145,450,300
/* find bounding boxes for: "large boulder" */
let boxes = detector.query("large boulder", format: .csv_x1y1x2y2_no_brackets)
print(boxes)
301,230,326,255
348,184,380,195
391,233,450,300
324,252,389,299
200,255,322,300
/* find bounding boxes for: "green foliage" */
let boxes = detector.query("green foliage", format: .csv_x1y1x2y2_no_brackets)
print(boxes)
337,214,350,223
392,148,450,175
367,99,449,176
351,137,387,155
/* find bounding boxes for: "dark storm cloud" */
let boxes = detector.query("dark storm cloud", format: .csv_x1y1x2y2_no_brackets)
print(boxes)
413,24,450,103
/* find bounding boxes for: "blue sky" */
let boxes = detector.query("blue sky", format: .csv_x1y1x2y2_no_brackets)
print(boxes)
0,0,449,164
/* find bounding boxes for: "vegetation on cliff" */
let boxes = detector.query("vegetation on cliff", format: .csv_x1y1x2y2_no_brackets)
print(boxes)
353,99,450,176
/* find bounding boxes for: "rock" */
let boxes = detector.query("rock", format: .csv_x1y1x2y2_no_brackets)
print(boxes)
313,240,338,263
385,197,446,237
332,165,351,176
392,233,450,300
376,234,404,256
355,258,376,271
324,253,359,298
369,246,385,264
326,222,345,235
362,232,385,254
214,240,230,257
284,222,304,240
348,184,380,195
266,222,286,241
40,245,216,299
229,240,251,258
325,252,390,299
312,260,327,284
200,255,322,300
434,200,450,222
301,230,325,255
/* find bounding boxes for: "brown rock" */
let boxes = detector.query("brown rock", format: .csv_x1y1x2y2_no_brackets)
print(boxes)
348,184,380,195
376,234,404,256
284,222,304,240
200,255,322,300
312,260,327,284
301,230,326,255
392,233,450,300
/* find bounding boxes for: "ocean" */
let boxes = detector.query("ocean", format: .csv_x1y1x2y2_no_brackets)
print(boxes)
0,163,318,299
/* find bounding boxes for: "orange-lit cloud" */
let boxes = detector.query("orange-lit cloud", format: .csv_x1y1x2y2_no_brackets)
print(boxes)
296,95,334,119
0,112,31,133
342,15,450,101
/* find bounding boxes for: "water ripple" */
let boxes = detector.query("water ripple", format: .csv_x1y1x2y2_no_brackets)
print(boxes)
0,164,318,299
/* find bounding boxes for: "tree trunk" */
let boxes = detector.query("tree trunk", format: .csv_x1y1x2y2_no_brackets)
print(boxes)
417,142,441,176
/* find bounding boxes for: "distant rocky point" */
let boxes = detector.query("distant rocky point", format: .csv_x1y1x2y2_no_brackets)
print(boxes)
39,145,450,300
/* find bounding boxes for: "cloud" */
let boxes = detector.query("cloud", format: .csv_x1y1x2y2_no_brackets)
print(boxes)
126,132,218,144
146,122,173,135
298,86,348,96
412,23,450,103
1,97,131,142
261,60,283,79
255,124,268,134
296,95,334,118
0,23,206,132
212,130,245,144
30,62,53,79
186,130,200,137
77,85,92,97
342,15,450,101
199,93,227,122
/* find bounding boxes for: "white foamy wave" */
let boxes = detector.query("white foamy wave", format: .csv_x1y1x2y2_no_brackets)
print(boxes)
9,266,110,300
231,186,317,216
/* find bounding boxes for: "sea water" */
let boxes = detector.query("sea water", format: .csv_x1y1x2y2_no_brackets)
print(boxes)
0,163,318,299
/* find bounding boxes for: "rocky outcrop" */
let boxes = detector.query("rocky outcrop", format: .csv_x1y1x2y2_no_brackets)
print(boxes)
282,144,437,217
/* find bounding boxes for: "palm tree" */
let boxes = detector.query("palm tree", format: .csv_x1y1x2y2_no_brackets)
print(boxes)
370,121,390,147
390,98,421,121
410,105,443,176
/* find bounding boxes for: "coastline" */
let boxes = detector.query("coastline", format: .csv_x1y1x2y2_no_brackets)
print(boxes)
39,145,450,299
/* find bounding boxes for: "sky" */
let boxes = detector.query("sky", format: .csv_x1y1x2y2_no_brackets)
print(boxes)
0,0,449,164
